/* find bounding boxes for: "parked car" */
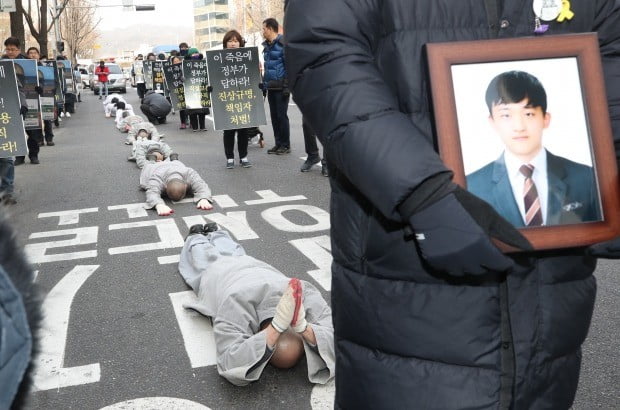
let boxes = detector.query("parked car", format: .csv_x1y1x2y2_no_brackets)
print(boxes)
88,63,127,94
78,67,89,89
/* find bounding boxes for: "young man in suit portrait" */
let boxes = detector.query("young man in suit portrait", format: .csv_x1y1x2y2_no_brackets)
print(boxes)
466,70,601,228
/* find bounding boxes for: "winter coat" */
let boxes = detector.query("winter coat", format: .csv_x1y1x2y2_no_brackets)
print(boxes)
139,160,212,209
0,212,40,408
95,65,109,83
262,34,286,87
142,90,172,117
285,1,620,409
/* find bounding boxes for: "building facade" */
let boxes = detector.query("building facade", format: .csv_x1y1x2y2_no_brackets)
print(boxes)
193,0,230,51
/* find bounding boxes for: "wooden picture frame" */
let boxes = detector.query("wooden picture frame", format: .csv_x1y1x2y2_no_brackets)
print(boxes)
427,33,620,251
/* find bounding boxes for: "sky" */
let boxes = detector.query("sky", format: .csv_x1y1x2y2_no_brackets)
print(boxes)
94,0,194,31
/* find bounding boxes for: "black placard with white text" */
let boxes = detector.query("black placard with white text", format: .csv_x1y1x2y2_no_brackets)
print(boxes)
0,61,28,157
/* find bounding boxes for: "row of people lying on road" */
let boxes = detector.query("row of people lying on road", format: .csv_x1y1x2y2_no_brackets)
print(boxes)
99,91,337,388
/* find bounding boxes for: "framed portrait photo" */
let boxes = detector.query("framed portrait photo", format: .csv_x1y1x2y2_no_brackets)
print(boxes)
427,33,620,251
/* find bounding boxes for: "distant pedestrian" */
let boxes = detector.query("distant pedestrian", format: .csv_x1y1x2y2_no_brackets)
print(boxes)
95,60,109,100
261,18,290,155
132,54,146,101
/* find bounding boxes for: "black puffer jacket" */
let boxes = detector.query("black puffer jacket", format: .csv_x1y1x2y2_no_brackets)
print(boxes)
285,1,620,409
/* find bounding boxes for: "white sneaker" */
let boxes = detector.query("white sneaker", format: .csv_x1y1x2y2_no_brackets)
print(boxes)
60,112,65,118
66,112,71,117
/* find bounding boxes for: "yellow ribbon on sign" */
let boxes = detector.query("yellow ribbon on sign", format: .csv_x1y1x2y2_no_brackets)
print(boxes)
556,0,575,22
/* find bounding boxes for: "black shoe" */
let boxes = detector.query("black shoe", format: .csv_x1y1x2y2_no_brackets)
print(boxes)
14,157,25,166
321,162,329,177
30,157,40,164
46,141,55,146
276,146,291,155
203,222,218,233
1,194,16,205
301,156,320,172
187,224,205,238
267,145,280,154
38,140,44,146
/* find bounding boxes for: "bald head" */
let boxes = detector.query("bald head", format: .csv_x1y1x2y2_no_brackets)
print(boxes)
269,329,304,369
165,178,187,201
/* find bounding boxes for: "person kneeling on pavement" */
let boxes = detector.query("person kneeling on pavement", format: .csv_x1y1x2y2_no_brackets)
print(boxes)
139,159,213,216
132,142,176,169
178,225,335,386
126,121,164,145
117,113,143,133
141,90,172,125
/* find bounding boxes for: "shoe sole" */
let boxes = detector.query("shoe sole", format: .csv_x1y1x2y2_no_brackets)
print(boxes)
289,278,302,326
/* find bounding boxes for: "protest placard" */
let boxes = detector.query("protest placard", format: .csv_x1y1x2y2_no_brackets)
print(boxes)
206,47,266,130
13,59,41,129
182,59,211,110
0,61,28,158
143,61,153,90
163,61,185,110
152,61,167,96
38,66,56,121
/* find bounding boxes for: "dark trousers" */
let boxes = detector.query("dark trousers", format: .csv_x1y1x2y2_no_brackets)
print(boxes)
44,120,54,142
223,128,249,160
140,104,166,125
17,129,41,161
189,113,206,130
137,83,146,100
267,90,290,148
302,117,321,160
180,110,188,125
0,158,14,195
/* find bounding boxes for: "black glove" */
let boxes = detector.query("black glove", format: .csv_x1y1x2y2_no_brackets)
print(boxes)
169,152,179,161
587,237,620,259
206,85,213,93
282,88,290,98
20,106,28,117
34,86,43,95
407,186,532,276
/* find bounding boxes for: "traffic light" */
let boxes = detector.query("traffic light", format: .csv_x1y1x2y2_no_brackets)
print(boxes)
57,41,65,52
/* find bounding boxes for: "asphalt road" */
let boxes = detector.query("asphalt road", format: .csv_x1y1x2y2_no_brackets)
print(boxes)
7,88,619,409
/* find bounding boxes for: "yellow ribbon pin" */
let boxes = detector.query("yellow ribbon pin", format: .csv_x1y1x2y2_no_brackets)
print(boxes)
556,0,575,22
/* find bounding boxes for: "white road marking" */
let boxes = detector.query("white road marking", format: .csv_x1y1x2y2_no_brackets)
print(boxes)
245,189,306,205
108,219,184,255
38,207,99,225
108,203,149,219
262,204,330,233
290,235,333,291
212,194,238,208
100,397,211,409
25,227,99,264
158,255,181,265
31,265,101,391
169,291,217,368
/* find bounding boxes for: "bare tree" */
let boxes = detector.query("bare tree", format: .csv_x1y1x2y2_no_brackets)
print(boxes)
9,11,25,45
16,0,70,57
60,0,100,64
231,0,285,42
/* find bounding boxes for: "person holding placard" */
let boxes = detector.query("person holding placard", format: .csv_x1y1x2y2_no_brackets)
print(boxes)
220,30,252,169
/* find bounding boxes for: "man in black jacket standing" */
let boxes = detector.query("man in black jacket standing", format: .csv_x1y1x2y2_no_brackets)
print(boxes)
285,1,620,409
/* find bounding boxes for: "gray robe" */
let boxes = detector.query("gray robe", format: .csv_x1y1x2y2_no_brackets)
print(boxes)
178,231,335,386
134,141,174,169
139,160,212,209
